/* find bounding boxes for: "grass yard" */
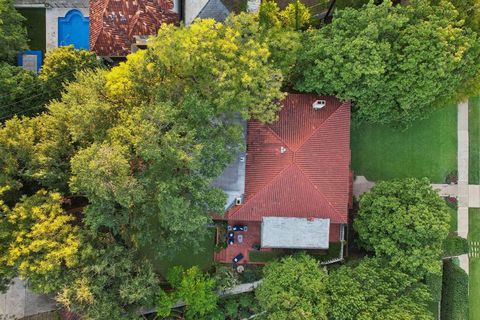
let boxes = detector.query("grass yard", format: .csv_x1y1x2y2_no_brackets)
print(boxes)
450,207,458,233
469,209,480,320
351,103,457,183
144,229,216,278
469,97,480,184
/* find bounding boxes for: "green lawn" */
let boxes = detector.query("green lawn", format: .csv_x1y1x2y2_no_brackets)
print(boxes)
450,207,458,233
351,103,457,183
469,209,480,320
143,229,216,278
469,97,480,184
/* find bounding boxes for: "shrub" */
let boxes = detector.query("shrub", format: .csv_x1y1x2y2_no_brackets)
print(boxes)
441,259,469,320
214,265,239,291
218,293,259,320
443,236,469,257
445,196,458,210
249,250,286,263
425,272,443,302
239,265,263,283
445,170,458,184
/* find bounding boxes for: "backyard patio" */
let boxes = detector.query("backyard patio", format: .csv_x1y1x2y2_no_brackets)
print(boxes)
215,222,264,264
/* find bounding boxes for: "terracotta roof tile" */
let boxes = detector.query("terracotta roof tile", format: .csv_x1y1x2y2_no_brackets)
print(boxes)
226,93,351,224
89,0,179,56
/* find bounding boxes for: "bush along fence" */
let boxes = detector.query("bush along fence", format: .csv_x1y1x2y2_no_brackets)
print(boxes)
441,259,469,320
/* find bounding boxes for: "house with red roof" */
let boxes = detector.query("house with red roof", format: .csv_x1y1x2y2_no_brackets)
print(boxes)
213,93,352,264
89,0,179,57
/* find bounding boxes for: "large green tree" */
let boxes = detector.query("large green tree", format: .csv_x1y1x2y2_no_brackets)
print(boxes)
295,0,480,125
0,63,45,119
0,16,286,317
0,188,79,293
0,0,28,62
256,254,329,320
328,257,433,320
354,178,450,276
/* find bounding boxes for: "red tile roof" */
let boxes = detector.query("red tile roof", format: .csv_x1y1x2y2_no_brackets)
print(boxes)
90,0,179,57
226,94,351,224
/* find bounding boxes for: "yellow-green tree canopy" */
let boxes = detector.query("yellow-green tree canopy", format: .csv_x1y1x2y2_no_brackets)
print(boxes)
39,45,100,102
0,189,79,292
0,15,288,317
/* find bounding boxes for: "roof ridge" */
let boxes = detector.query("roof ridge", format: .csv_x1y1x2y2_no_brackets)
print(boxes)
292,163,345,223
229,161,294,220
293,99,347,154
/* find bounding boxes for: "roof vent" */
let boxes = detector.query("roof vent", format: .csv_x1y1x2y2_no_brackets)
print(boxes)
235,197,242,205
312,100,326,110
280,146,287,154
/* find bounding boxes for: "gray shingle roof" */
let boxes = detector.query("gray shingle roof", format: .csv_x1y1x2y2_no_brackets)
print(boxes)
197,0,230,22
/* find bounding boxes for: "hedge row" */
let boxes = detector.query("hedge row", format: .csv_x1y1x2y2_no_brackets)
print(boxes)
249,243,343,263
441,259,469,320
443,236,469,257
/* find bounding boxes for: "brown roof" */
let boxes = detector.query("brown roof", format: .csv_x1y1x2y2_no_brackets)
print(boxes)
226,93,351,224
90,0,179,57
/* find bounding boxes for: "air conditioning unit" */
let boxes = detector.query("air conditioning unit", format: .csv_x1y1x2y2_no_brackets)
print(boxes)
312,100,326,110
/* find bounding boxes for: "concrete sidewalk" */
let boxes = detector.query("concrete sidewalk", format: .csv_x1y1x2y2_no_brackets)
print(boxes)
0,278,56,319
457,100,469,273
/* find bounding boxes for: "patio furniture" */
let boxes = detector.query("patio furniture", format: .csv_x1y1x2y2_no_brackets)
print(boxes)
237,234,243,243
233,225,248,231
233,253,244,263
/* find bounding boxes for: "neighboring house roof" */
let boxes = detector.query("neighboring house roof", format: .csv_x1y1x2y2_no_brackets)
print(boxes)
261,217,330,249
197,0,230,22
89,0,179,57
226,93,351,224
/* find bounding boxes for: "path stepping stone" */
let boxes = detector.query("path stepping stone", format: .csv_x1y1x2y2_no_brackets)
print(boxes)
469,241,480,258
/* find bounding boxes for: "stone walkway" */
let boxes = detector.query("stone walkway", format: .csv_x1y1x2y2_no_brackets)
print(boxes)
457,101,470,273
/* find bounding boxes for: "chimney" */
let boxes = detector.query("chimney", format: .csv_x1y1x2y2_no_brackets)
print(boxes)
312,100,326,110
